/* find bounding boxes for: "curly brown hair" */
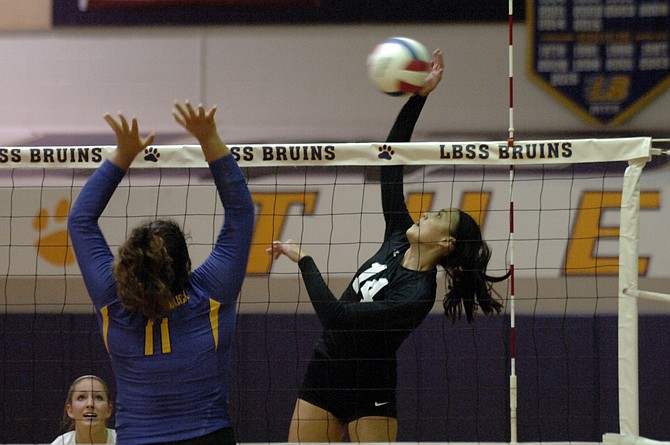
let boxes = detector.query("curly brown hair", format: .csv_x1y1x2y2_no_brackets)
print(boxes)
440,210,509,323
113,219,191,319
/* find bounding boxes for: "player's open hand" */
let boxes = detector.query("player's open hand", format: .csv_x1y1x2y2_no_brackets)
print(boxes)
266,239,307,263
173,101,218,143
104,113,155,170
418,49,444,97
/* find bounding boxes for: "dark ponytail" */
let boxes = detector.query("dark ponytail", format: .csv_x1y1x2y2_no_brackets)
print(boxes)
439,211,509,323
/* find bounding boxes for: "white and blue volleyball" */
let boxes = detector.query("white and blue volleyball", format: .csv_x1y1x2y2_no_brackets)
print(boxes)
367,37,432,96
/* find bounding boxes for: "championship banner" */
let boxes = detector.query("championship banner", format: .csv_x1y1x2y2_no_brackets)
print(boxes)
0,137,652,169
528,0,670,126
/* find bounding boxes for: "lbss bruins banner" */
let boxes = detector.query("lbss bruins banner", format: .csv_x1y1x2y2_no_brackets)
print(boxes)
528,0,670,126
0,138,652,168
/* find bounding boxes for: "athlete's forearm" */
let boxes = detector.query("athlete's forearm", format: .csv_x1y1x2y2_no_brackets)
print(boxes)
379,95,427,236
298,256,338,326
67,160,121,307
385,94,427,143
192,155,255,304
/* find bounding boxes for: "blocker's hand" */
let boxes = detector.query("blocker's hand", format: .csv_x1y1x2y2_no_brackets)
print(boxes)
104,113,155,171
173,100,230,162
172,101,218,144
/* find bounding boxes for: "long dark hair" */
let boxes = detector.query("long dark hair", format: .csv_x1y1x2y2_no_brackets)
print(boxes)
113,219,191,319
439,210,509,323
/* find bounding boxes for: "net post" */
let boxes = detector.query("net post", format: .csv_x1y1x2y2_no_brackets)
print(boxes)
618,158,646,437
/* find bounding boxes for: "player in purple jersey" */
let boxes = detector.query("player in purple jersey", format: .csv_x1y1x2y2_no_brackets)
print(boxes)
268,50,509,442
68,102,254,445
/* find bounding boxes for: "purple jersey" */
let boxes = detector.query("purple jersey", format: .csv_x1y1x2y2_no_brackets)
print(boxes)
68,155,254,444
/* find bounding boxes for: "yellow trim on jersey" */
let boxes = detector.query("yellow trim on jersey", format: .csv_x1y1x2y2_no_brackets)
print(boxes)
145,319,154,356
209,299,220,350
100,306,110,353
160,319,171,353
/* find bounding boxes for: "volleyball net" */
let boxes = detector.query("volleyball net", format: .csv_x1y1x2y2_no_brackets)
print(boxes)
1,137,669,443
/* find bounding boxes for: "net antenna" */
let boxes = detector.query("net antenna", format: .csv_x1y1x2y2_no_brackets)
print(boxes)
507,0,518,441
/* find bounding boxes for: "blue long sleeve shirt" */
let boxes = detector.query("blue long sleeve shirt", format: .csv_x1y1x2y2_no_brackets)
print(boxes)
67,155,254,444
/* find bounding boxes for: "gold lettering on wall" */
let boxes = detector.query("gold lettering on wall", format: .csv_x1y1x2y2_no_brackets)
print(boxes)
565,191,659,275
247,192,317,274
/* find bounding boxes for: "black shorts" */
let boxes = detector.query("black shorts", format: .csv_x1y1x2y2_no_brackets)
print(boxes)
298,350,398,423
153,427,235,445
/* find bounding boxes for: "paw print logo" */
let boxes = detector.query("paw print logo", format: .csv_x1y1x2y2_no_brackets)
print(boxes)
377,144,394,160
33,198,76,266
144,147,160,162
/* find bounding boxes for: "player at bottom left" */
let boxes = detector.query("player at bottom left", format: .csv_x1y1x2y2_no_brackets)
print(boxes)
51,375,116,445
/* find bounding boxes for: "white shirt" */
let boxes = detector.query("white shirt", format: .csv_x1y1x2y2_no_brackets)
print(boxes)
50,429,116,445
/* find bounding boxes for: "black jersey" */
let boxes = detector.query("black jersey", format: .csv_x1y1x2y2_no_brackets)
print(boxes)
298,96,437,409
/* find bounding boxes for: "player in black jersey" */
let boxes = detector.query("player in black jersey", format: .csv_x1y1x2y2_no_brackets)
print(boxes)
268,49,508,442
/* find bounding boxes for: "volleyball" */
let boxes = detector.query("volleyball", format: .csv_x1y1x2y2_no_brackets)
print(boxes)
367,37,432,96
